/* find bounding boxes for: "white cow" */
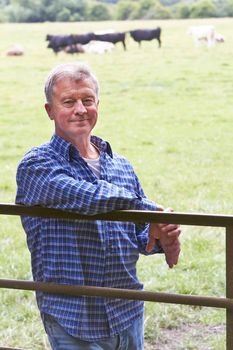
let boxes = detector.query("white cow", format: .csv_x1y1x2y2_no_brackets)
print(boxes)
83,40,115,54
6,44,24,56
188,25,216,47
215,32,225,43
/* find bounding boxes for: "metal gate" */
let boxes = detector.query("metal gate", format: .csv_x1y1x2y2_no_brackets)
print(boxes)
0,203,233,349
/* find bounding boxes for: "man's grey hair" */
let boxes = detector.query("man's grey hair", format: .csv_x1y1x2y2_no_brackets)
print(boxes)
44,62,99,104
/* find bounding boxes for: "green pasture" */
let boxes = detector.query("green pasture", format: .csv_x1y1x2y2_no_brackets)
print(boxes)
0,18,232,349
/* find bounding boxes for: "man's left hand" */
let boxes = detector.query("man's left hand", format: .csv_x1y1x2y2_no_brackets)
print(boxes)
146,207,181,268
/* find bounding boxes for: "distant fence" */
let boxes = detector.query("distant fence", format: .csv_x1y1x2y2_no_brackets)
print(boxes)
0,203,233,349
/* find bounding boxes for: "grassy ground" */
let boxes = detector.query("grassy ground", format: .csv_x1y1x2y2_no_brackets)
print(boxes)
0,18,232,349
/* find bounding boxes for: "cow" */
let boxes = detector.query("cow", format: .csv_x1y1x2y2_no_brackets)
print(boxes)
92,31,126,51
215,32,225,43
187,25,216,47
83,40,115,54
46,33,94,54
70,32,95,46
6,44,24,56
129,28,162,48
63,44,85,54
46,34,74,54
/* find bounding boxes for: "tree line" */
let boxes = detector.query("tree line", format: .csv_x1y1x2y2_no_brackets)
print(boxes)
0,0,232,23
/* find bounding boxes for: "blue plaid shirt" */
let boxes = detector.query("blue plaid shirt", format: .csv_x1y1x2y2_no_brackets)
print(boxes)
16,134,160,341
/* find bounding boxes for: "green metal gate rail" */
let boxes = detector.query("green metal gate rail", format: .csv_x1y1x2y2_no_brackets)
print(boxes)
0,203,233,349
0,348,24,350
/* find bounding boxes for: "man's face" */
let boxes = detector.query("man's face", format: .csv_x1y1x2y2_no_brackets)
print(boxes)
45,78,99,143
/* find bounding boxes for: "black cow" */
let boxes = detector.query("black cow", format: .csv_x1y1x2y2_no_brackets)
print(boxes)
92,32,126,51
70,32,95,45
46,34,74,54
46,32,94,54
129,28,162,48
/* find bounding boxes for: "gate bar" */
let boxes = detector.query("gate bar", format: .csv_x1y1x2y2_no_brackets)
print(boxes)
0,278,233,310
0,203,233,227
0,348,23,350
226,226,233,349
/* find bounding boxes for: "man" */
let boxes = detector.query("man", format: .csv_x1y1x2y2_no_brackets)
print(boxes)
16,62,181,350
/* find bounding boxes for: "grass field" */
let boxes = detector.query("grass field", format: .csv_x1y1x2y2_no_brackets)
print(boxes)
0,17,233,349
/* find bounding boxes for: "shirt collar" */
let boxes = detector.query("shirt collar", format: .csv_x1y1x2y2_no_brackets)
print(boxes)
49,134,113,161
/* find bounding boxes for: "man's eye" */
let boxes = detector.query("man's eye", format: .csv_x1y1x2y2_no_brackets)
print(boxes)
83,98,94,106
63,100,74,107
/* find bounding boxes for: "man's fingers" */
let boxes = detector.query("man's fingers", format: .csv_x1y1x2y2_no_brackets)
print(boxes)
146,237,155,253
160,224,181,238
156,204,164,212
146,233,160,253
160,223,180,231
165,207,174,213
165,252,180,268
163,239,181,252
147,223,160,253
168,227,181,238
146,232,156,253
164,241,181,268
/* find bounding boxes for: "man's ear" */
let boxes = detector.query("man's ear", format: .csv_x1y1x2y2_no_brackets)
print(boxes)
45,103,53,120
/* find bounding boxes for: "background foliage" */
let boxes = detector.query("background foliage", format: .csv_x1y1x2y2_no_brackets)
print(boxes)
0,0,233,22
0,17,232,349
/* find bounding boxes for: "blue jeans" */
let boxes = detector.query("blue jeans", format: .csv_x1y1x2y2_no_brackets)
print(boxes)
43,314,144,350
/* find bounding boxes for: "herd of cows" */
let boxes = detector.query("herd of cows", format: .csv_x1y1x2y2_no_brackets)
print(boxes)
5,24,224,56
45,24,224,55
46,27,162,54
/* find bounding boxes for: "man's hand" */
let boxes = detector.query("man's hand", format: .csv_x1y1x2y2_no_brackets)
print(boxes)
146,207,181,268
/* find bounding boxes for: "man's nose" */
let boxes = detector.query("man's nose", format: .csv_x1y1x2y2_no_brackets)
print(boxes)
74,100,87,114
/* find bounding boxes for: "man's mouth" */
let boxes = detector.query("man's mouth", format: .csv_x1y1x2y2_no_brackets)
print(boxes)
70,117,89,122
